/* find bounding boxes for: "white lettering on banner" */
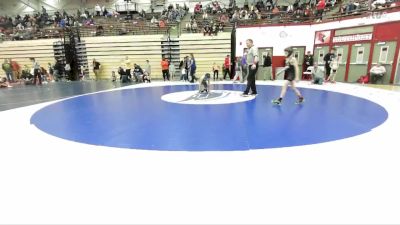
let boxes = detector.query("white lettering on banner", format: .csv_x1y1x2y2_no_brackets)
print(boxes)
333,33,373,43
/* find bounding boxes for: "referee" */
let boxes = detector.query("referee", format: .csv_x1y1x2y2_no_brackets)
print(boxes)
242,39,259,96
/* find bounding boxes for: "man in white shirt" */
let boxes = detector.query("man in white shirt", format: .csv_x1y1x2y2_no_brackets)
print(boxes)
242,39,259,96
370,63,386,84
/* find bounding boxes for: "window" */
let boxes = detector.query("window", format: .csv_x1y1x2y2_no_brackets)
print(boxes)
318,50,324,64
379,46,389,63
294,51,300,61
356,47,364,64
336,48,344,64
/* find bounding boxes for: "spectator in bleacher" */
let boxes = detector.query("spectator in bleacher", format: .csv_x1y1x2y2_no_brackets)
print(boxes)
95,4,102,17
10,59,20,81
202,11,209,19
192,21,198,32
30,57,42,85
203,24,211,36
41,6,47,15
151,16,158,24
194,2,203,14
159,20,166,28
265,0,274,11
272,6,280,14
371,0,387,9
316,0,326,21
212,23,218,35
93,58,101,80
223,55,231,80
95,25,104,36
161,57,170,81
2,59,13,82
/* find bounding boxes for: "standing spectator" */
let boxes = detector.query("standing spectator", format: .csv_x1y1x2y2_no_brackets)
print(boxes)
65,63,71,80
262,52,273,80
144,60,151,77
123,56,132,79
303,51,314,72
323,48,336,80
212,62,220,81
2,59,13,82
93,58,101,80
232,57,243,83
169,63,176,80
242,39,259,96
30,57,42,85
47,62,54,82
95,4,102,16
10,59,20,81
242,50,248,81
223,55,231,80
161,57,170,81
189,53,198,83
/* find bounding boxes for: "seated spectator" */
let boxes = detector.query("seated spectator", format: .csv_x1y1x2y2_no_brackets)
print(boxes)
95,25,104,36
151,16,158,24
159,20,166,28
203,24,211,36
142,70,151,83
202,11,208,19
118,66,129,83
194,3,202,14
192,21,198,32
369,63,386,83
371,0,387,9
133,63,143,82
311,63,325,85
212,23,218,35
0,77,12,88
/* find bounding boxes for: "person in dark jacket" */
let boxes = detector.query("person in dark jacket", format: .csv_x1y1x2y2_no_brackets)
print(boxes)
262,52,273,80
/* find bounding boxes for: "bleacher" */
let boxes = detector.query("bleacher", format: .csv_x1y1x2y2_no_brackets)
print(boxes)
179,32,231,76
83,35,163,80
0,39,55,77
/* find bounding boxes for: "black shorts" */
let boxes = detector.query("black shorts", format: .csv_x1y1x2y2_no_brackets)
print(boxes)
284,73,295,81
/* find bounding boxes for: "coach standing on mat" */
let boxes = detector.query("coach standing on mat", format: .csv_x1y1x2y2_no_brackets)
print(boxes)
242,39,259,96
